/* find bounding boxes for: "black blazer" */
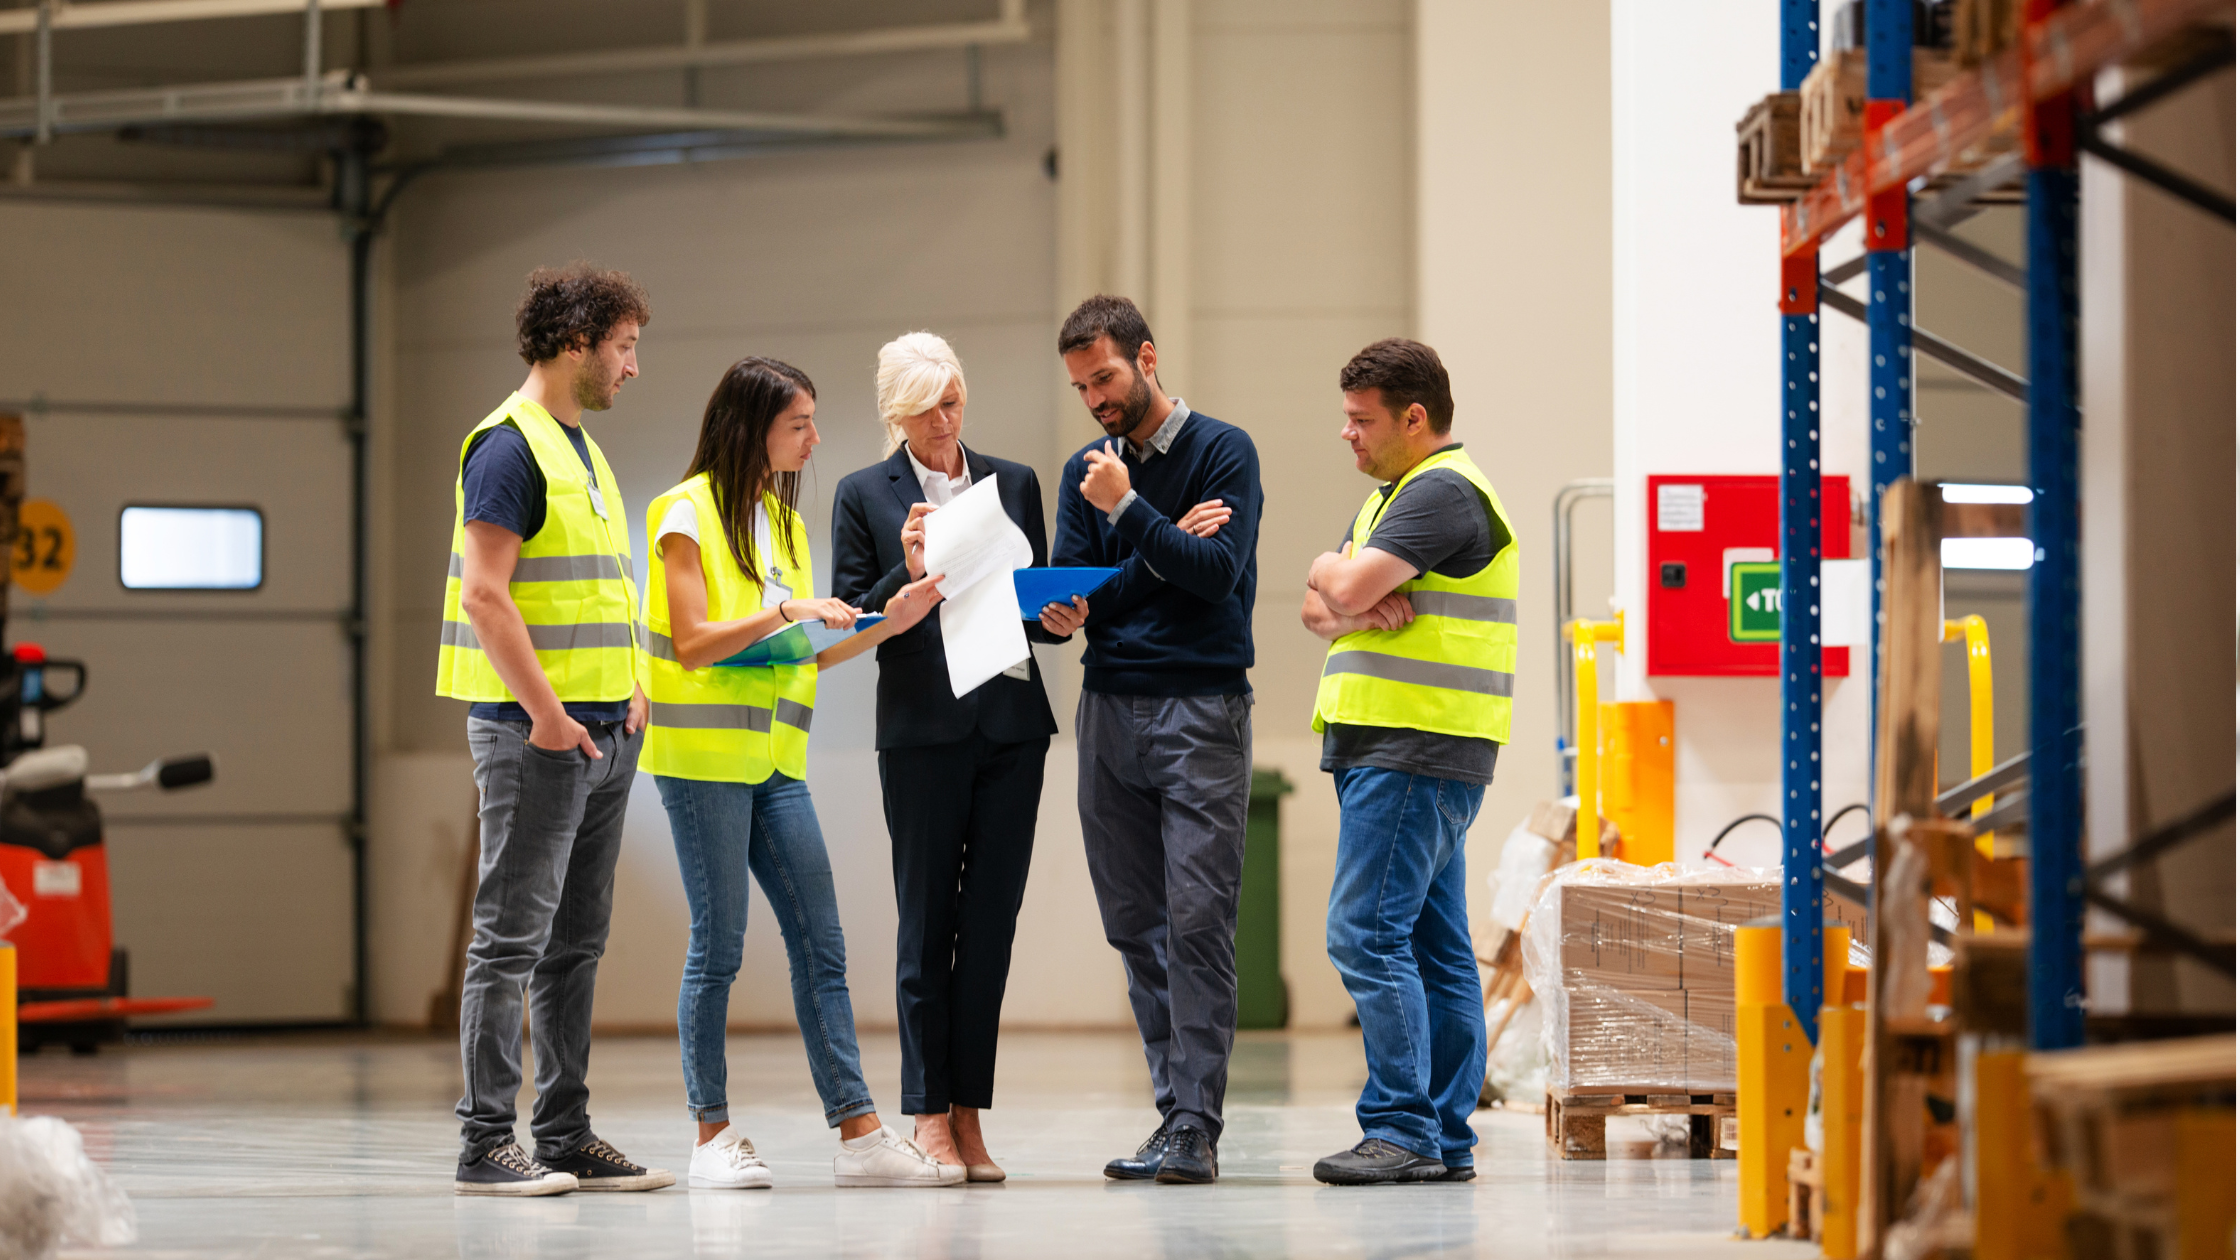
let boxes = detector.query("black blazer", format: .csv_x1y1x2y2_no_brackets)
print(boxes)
830,445,1063,751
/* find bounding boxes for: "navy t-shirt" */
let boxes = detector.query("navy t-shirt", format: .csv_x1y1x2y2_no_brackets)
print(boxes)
460,422,631,724
1320,444,1510,785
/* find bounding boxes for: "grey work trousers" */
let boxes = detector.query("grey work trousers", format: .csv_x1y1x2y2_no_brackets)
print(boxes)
1076,691,1253,1142
456,716,641,1162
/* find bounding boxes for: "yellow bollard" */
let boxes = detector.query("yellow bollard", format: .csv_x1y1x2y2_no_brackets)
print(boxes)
1975,1048,2075,1260
1942,617,1998,929
1,941,14,1116
1737,921,1813,1239
1567,613,1626,861
1817,926,1863,1259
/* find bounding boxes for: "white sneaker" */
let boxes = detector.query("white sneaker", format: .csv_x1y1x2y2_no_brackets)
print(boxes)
689,1126,774,1190
833,1126,966,1188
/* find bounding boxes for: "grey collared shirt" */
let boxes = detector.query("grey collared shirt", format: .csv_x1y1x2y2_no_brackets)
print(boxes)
1105,398,1190,525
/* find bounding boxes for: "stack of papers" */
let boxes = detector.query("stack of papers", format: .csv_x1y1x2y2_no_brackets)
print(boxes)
922,478,1035,697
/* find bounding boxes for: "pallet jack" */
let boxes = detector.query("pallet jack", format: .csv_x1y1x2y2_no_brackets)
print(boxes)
0,643,215,1053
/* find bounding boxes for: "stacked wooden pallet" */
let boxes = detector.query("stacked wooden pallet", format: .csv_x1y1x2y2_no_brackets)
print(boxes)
2028,1035,2237,1259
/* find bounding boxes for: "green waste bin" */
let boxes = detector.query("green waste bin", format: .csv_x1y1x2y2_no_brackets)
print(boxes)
1237,766,1293,1029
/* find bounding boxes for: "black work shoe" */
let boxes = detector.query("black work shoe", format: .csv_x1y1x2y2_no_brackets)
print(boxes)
1155,1126,1218,1184
1312,1138,1448,1185
541,1135,677,1192
455,1142,578,1196
1436,1165,1476,1182
1104,1123,1173,1180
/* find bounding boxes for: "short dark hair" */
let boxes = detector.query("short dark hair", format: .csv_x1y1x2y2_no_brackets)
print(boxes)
515,263,652,365
1058,294,1155,362
1339,338,1455,434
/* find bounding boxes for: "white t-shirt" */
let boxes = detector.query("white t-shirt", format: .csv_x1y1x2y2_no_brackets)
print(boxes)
659,497,789,609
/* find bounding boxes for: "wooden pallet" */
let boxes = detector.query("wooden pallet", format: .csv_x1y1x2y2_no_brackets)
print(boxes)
1786,1147,1824,1243
1736,91,1819,205
1544,1088,1738,1160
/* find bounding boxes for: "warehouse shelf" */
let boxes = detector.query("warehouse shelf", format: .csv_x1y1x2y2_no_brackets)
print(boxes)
1756,0,2235,1250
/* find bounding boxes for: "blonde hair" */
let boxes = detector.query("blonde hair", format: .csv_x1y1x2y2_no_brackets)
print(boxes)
874,331,968,456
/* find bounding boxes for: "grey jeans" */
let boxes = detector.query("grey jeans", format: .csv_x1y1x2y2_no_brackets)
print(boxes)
456,716,641,1162
1076,691,1252,1142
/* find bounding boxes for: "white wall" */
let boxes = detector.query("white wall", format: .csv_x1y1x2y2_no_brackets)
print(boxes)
1610,0,1873,866
1418,0,1617,921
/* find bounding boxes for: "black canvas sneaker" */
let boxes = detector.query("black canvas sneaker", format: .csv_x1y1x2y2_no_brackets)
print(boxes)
1312,1138,1448,1185
455,1142,578,1196
542,1136,677,1192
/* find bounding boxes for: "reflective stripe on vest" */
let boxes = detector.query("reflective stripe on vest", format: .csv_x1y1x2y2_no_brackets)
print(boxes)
1312,446,1520,744
640,474,819,784
434,393,645,705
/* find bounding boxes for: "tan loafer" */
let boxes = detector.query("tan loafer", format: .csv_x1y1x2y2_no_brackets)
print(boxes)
965,1162,1006,1183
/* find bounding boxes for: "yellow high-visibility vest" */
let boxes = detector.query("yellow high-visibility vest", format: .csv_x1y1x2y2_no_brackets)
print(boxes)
1312,445,1520,744
641,473,818,783
435,393,645,705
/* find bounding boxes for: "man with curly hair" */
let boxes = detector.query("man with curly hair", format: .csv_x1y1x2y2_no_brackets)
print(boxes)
436,263,673,1196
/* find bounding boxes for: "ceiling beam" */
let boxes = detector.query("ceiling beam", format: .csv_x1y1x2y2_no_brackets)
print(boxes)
0,0,380,37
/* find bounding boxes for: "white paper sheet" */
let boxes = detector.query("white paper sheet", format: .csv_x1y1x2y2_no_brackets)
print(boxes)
919,477,1033,697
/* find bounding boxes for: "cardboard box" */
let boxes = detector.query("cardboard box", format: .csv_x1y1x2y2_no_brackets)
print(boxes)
1562,987,1689,1090
1684,990,1739,1088
1559,885,1683,991
1677,883,1872,994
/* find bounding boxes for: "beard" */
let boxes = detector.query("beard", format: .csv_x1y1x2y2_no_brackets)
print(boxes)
1096,364,1156,439
573,355,619,413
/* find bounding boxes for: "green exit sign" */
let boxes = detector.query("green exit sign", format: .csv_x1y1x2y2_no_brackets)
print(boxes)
1730,561,1783,642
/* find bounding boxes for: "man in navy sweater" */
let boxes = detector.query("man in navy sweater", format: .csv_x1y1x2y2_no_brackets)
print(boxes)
1039,295,1262,1185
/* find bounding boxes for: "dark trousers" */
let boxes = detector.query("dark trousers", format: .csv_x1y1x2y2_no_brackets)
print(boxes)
456,717,639,1162
1076,691,1253,1142
879,731,1049,1115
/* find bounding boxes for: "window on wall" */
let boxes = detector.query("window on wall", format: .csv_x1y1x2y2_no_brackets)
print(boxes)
119,506,264,591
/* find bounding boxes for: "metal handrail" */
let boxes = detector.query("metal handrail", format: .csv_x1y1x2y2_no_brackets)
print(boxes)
1552,478,1612,796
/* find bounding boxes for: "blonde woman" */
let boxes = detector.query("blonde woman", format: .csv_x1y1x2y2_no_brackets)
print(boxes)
830,332,1231,1180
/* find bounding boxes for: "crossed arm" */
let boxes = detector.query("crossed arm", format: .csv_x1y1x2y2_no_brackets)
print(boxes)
1299,542,1421,642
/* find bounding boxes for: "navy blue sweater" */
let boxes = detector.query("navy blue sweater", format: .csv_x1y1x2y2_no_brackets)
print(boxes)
1051,409,1261,696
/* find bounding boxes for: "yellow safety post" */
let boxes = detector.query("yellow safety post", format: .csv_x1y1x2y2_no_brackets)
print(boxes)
1567,612,1625,861
1,941,14,1116
1738,921,1814,1238
1974,1048,2071,1260
1942,616,1996,930
1598,698,1676,866
1817,926,1864,1259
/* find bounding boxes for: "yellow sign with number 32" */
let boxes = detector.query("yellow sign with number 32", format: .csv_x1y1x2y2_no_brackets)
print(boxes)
12,499,75,596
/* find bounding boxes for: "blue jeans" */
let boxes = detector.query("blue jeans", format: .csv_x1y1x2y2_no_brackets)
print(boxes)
1326,765,1488,1165
655,773,877,1128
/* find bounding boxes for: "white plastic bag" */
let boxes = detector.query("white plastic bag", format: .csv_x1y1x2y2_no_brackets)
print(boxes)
1486,821,1558,934
0,1116,138,1260
1482,990,1549,1103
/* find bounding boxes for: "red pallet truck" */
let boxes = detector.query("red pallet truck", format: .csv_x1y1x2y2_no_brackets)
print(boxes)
0,643,215,1053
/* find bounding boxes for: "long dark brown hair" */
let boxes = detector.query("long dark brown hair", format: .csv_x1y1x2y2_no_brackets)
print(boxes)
687,356,814,587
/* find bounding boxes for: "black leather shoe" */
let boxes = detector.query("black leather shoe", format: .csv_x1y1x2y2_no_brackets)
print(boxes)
1312,1138,1448,1185
1436,1165,1476,1182
1103,1124,1172,1180
1155,1126,1218,1184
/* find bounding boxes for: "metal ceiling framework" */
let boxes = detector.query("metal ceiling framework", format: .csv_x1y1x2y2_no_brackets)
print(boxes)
2,0,1029,1028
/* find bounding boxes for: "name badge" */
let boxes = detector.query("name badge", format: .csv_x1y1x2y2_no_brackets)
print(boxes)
587,483,609,520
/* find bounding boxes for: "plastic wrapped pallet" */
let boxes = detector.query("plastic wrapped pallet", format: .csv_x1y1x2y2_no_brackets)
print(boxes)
1522,860,1870,1093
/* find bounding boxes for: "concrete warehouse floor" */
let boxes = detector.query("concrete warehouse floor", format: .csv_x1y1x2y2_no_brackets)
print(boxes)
23,1028,1817,1259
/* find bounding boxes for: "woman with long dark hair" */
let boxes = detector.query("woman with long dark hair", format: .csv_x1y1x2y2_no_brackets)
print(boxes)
641,356,953,1190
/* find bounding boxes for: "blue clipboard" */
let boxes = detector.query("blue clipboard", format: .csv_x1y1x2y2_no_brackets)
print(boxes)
715,615,884,667
1012,567,1120,619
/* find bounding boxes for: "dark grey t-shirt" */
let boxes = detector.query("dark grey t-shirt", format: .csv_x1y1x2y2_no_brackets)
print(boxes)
1320,446,1511,786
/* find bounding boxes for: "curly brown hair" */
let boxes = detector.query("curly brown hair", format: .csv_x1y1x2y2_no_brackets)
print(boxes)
514,263,652,365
